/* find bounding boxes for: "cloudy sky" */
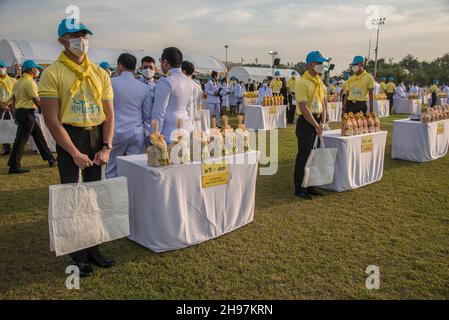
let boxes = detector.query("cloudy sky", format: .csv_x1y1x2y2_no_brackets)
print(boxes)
0,0,448,72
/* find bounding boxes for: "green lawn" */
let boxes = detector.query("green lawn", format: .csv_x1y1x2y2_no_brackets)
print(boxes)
1,114,448,299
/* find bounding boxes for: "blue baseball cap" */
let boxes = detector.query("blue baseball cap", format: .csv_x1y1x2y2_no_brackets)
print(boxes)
380,77,386,81
58,18,93,38
99,61,113,70
22,60,44,71
350,55,365,65
0,60,7,68
274,70,280,76
389,76,394,81
434,80,440,84
306,51,329,64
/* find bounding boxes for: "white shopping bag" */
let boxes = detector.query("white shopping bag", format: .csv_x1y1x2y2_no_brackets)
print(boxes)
0,111,17,144
48,167,129,256
302,135,338,188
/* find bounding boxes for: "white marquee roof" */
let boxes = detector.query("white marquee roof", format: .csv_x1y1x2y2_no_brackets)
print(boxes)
228,66,298,82
0,39,226,74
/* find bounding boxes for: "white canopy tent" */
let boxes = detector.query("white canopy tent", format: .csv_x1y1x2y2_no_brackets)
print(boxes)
228,66,298,82
0,39,226,74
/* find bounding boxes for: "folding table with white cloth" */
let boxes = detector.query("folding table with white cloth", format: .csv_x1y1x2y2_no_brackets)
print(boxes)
29,113,56,153
116,151,260,253
321,130,388,192
327,102,342,122
392,119,449,162
244,105,287,130
372,100,390,118
396,99,422,114
436,97,447,106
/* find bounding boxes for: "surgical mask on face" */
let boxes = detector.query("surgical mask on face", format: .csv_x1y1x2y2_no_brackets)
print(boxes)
0,68,6,76
263,83,268,87
34,69,40,77
142,68,154,79
313,64,324,74
351,65,360,73
68,37,89,57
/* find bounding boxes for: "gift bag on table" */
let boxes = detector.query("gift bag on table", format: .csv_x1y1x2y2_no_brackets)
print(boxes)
302,135,337,188
0,111,17,144
48,167,129,256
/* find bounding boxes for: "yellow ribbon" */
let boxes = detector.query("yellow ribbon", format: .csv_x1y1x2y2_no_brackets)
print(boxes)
57,51,102,102
0,76,14,97
303,70,326,104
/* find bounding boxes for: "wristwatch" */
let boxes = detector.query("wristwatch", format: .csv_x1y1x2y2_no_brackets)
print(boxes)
102,143,112,150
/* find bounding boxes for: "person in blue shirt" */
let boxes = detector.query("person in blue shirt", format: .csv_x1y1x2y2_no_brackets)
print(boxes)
106,53,153,178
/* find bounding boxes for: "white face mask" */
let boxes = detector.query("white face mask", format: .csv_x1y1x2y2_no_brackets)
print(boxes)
351,65,360,73
33,69,40,77
68,37,89,57
0,68,6,76
313,64,324,74
263,83,268,87
142,68,154,79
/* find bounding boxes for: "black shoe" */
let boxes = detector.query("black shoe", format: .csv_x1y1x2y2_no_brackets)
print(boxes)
48,158,56,168
8,167,30,174
72,261,94,278
1,150,10,156
294,190,312,200
307,187,324,196
87,251,115,269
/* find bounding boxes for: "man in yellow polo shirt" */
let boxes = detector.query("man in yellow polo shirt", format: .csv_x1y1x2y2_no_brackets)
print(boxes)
379,77,387,94
385,77,396,113
7,60,55,173
39,18,115,278
343,55,375,114
270,71,283,95
294,51,328,200
0,60,17,155
286,71,298,124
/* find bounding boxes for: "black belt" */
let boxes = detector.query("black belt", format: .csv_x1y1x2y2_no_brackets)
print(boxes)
63,124,100,131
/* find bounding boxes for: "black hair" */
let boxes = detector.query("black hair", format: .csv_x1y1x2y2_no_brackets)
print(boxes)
118,53,137,71
141,56,155,65
161,47,183,67
211,71,218,78
181,60,195,76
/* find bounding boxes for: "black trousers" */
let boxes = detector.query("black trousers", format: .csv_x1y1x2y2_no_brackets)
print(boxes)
294,114,321,192
8,109,54,169
387,93,394,113
57,124,104,262
431,93,437,108
0,110,12,152
344,101,367,115
287,95,296,124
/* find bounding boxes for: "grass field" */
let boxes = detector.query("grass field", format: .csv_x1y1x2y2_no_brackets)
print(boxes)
0,114,448,299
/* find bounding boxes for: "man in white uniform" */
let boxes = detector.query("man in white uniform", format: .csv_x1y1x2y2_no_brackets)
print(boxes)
151,47,194,142
393,81,406,113
205,71,221,127
106,53,153,178
181,61,202,124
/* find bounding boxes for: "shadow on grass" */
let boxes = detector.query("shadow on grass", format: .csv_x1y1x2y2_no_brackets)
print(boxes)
0,218,156,294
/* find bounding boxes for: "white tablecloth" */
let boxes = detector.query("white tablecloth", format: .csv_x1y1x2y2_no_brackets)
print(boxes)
201,109,210,133
116,151,260,252
29,113,56,153
244,105,287,130
327,102,342,122
321,130,388,192
396,99,421,114
373,100,390,118
392,119,449,162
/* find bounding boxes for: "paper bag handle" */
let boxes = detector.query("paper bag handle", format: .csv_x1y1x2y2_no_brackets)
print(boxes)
78,166,106,184
312,135,326,149
1,111,13,120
